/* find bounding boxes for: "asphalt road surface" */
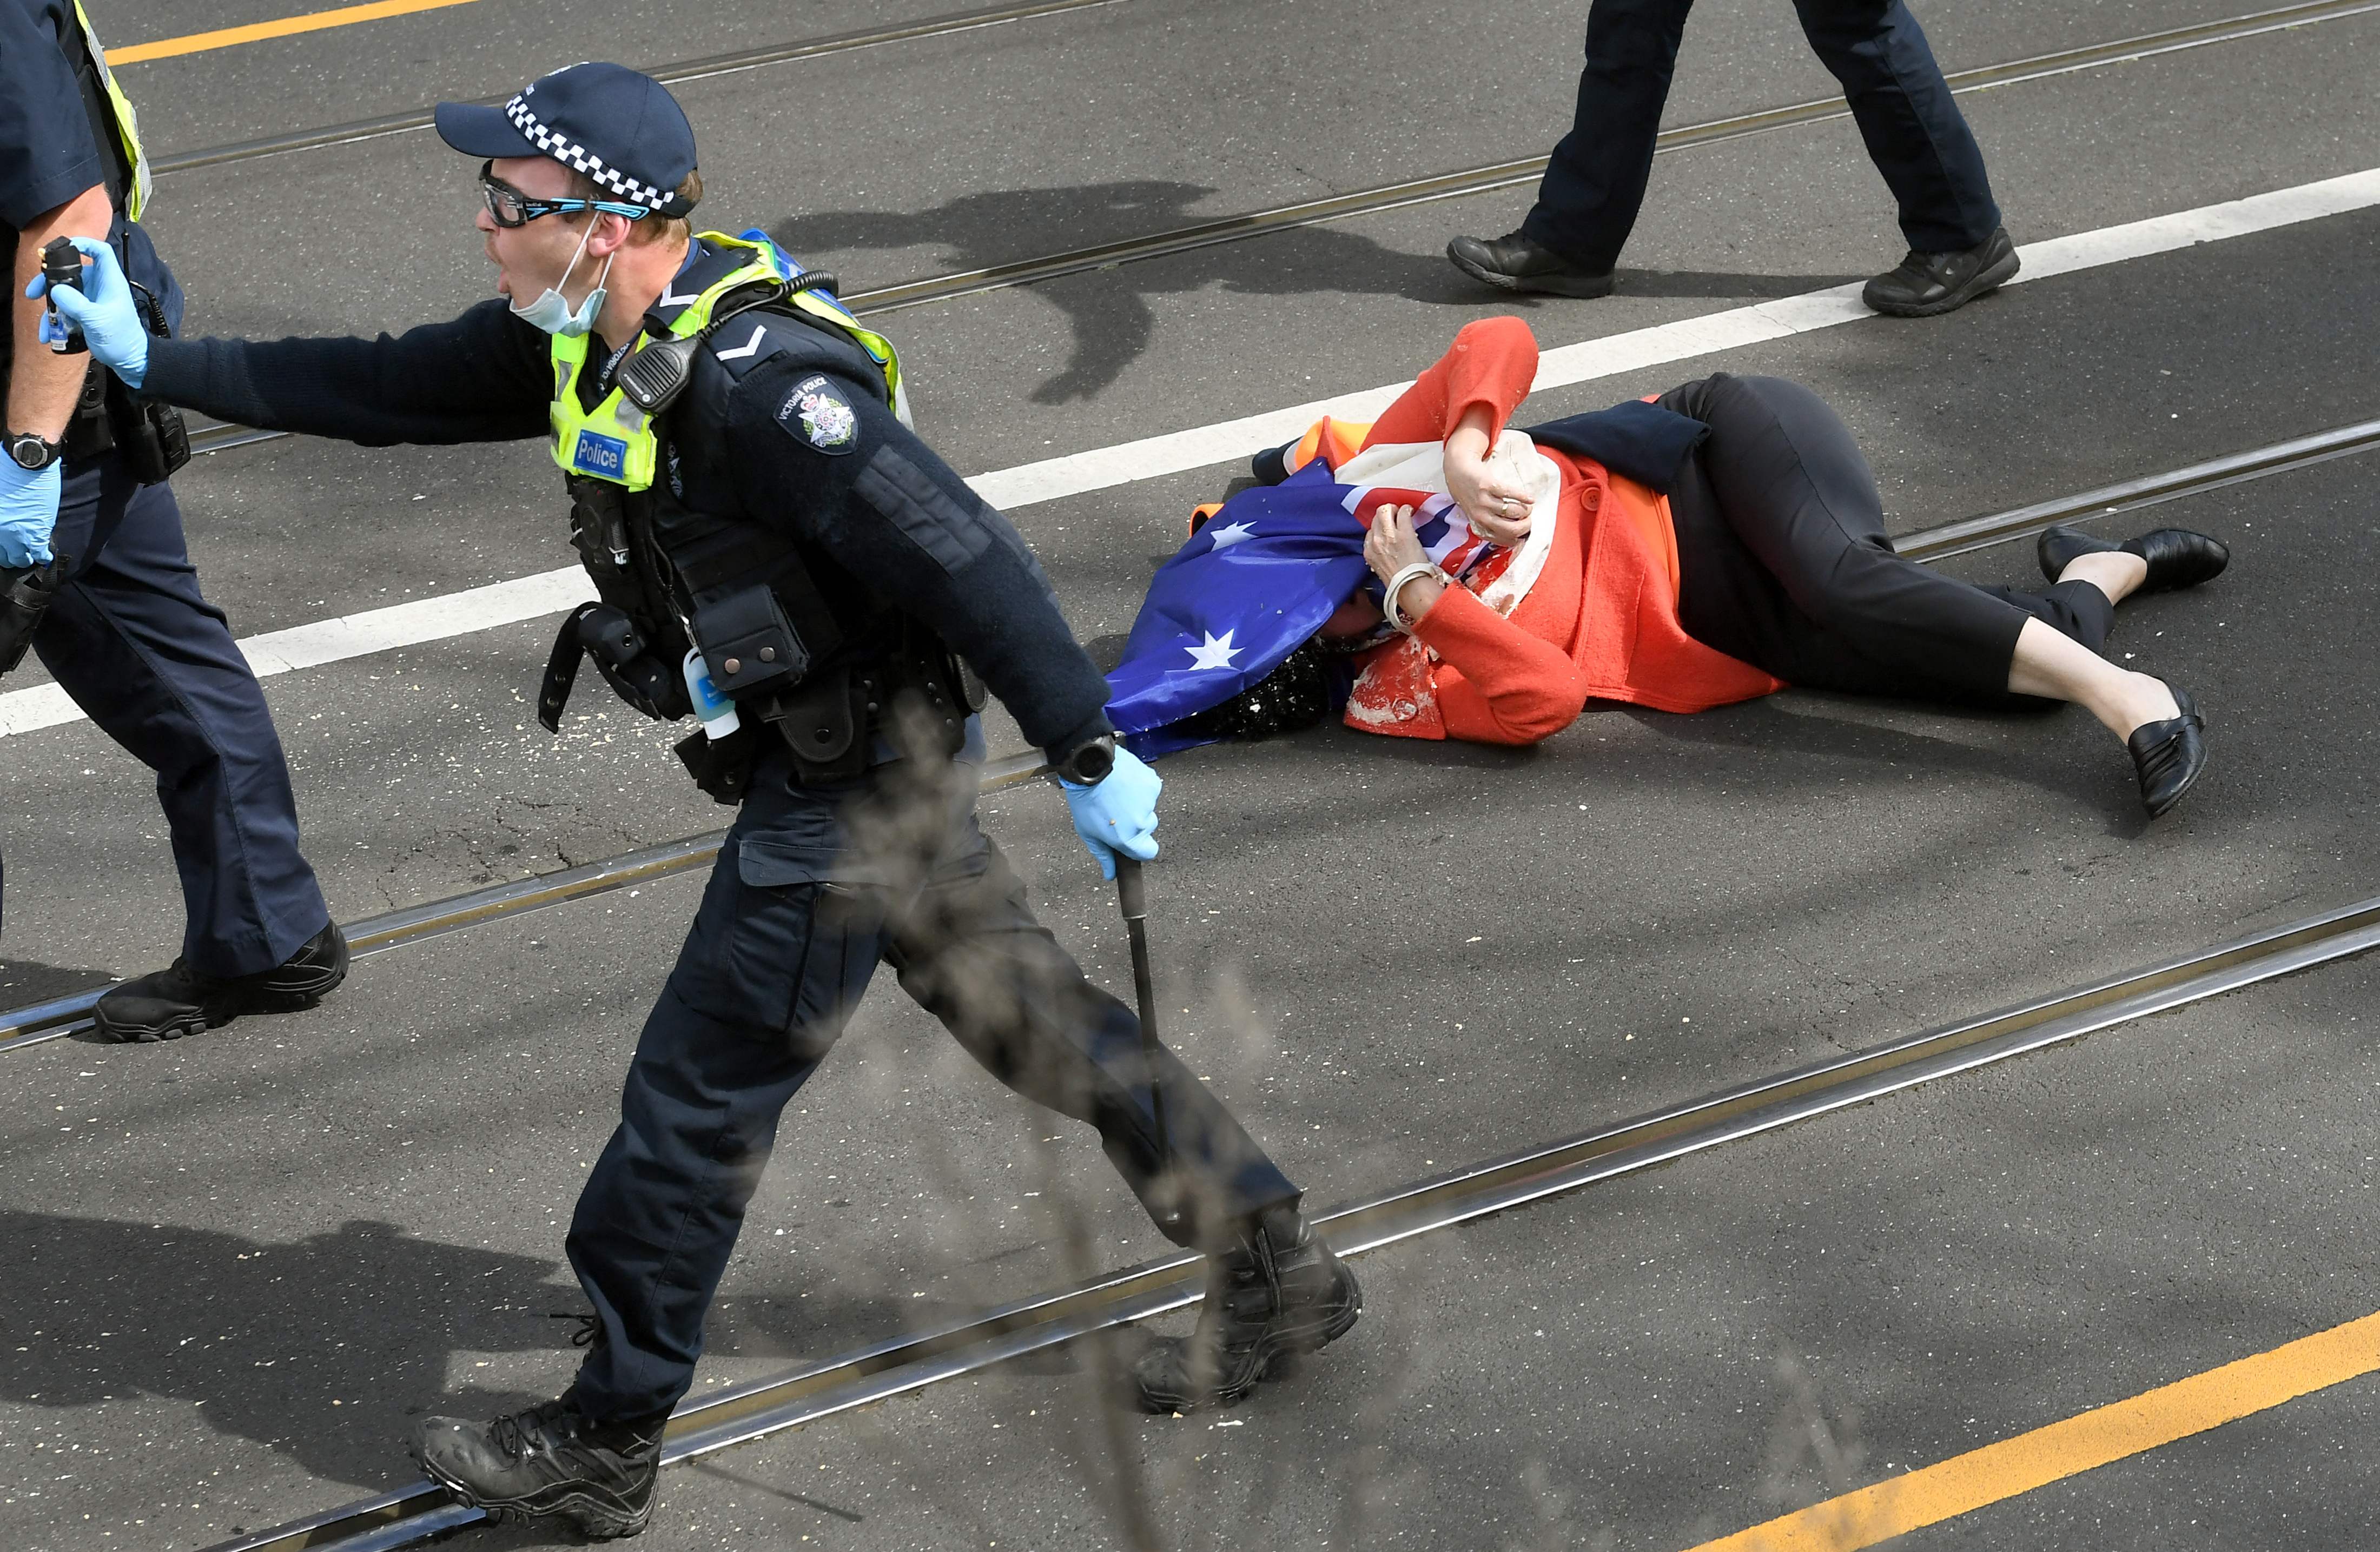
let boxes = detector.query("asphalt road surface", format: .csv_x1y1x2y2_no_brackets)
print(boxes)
4,1,2377,1548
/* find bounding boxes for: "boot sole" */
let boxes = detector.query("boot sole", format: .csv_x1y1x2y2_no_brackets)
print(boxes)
1446,247,1615,299
1863,248,2021,318
92,943,349,1043
414,1454,654,1540
91,999,240,1044
1136,1268,1365,1414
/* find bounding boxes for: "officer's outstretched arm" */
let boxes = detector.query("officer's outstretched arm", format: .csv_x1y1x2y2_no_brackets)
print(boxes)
725,364,1114,764
133,293,554,448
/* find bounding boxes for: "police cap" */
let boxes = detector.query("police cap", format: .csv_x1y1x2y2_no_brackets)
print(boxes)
433,63,699,217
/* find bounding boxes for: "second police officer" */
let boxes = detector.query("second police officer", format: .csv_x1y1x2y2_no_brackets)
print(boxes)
2,0,346,1034
45,63,1361,1539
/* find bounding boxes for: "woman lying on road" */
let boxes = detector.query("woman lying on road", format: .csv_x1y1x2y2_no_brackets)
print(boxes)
1136,317,2226,817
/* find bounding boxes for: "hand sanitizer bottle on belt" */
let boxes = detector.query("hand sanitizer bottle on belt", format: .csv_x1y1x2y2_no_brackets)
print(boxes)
682,648,741,739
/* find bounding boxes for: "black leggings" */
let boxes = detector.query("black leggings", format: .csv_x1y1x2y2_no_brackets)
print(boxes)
1659,374,2112,707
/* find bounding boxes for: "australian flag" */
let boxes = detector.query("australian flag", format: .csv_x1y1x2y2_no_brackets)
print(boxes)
1102,459,1373,759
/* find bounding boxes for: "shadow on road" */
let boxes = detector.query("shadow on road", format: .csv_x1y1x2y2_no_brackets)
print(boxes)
774,180,1862,403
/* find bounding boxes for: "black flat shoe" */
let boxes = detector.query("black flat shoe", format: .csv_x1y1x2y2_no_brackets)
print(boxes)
2127,686,2206,818
2038,524,2230,592
1445,231,1615,299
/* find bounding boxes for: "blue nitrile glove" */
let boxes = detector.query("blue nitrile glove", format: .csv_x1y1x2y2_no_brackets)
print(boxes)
0,458,62,569
1061,746,1161,881
27,237,147,388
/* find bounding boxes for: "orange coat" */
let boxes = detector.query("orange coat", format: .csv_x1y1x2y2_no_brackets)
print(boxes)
1318,318,1784,745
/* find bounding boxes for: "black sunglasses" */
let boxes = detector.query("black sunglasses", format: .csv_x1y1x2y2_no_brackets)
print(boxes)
477,161,650,228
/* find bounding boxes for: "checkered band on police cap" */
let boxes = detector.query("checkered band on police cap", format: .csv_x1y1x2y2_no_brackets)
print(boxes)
504,90,682,213
434,63,700,217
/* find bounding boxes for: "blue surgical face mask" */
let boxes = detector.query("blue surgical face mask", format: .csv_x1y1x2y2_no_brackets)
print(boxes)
511,216,614,337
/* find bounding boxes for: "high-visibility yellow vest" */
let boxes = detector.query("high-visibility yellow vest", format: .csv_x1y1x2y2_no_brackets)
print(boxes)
69,1,152,221
548,231,907,491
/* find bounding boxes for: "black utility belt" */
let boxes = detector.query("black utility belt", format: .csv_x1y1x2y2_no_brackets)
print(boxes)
675,650,983,804
537,596,981,802
63,360,189,486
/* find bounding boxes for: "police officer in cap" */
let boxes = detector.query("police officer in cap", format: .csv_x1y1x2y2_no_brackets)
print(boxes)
45,62,1360,1537
2,0,345,1035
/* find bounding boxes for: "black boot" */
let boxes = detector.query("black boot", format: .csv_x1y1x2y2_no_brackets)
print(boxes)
2037,524,2230,592
1445,231,1615,298
1131,1207,1361,1414
411,1397,668,1540
1863,226,2019,317
93,921,349,1043
2128,686,2206,819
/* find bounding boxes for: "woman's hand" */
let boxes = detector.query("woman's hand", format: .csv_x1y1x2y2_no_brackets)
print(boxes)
1364,503,1429,581
1365,504,1446,628
1445,408,1536,544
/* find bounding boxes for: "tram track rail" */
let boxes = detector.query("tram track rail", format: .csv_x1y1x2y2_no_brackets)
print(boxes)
195,888,2380,1552
5,417,2374,1057
174,0,2380,461
150,0,1137,175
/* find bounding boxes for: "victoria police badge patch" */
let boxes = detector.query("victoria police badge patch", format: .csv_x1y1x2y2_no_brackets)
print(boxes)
777,374,859,454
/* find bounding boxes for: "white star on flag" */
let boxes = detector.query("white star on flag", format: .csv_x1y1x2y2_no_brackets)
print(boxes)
1206,520,1257,550
1184,629,1243,672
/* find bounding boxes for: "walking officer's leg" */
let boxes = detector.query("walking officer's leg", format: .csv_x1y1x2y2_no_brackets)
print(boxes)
1790,0,2000,253
411,777,887,1538
1452,0,1692,295
1521,0,1698,274
1793,0,2019,315
884,767,1360,1413
33,458,343,1040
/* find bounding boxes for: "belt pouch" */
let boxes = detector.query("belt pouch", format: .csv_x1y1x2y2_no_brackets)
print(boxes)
106,390,190,486
691,583,811,700
759,666,863,782
60,363,115,463
674,723,758,805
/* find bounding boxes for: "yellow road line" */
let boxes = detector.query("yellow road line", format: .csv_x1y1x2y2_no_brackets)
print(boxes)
104,0,486,65
1688,1309,2380,1552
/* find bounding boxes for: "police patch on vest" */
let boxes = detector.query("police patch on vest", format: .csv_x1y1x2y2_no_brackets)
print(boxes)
777,375,859,454
571,428,632,480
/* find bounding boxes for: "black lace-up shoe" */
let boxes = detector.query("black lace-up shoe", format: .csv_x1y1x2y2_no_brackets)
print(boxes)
411,1397,668,1540
2037,524,2230,593
2128,686,2206,819
93,921,349,1043
1446,231,1615,298
1131,1207,1361,1414
1862,226,2019,317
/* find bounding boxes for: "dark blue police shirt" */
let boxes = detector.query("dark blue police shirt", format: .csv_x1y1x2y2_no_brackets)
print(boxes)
1,0,182,390
139,241,1120,762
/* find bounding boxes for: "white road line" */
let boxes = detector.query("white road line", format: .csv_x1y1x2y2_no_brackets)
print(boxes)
4,166,2376,741
0,571,598,737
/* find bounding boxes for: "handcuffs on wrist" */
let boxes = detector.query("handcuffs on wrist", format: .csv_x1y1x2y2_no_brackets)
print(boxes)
1381,561,1447,634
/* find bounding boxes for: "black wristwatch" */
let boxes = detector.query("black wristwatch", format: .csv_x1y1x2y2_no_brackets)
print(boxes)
1052,732,1116,785
5,430,64,473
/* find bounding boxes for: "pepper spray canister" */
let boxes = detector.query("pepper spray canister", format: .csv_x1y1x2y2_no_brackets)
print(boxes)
38,239,87,355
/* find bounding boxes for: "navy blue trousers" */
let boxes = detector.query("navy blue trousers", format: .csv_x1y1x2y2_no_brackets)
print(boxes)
1522,0,2002,272
28,454,327,975
564,749,1301,1419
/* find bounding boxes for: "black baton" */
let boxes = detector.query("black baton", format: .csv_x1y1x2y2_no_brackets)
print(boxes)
1113,857,1169,1159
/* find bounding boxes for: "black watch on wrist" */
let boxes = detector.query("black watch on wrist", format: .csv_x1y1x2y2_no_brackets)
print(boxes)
5,430,65,473
1052,732,1116,785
